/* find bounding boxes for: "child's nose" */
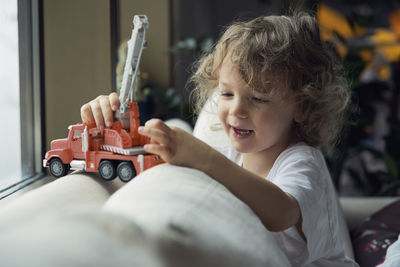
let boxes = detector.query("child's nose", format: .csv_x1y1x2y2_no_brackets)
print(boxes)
230,98,248,119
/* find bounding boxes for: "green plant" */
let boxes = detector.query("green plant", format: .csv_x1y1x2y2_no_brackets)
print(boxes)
170,36,213,54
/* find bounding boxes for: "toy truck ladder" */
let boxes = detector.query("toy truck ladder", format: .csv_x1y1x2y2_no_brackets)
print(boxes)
119,15,148,114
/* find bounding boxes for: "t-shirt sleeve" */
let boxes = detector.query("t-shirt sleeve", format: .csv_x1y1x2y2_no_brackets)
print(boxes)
270,149,337,261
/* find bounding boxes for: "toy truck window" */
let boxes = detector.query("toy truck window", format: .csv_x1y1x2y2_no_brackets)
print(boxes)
74,130,82,138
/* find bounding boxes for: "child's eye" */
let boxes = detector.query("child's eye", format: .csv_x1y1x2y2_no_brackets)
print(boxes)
251,97,269,103
220,92,233,97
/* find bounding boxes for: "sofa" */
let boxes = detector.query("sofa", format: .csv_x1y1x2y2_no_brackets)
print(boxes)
0,100,398,266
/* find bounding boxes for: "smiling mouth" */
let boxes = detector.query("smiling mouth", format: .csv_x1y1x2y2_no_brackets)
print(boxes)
231,126,254,137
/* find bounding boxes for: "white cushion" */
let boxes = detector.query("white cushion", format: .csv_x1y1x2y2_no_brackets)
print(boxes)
104,164,291,266
0,208,162,267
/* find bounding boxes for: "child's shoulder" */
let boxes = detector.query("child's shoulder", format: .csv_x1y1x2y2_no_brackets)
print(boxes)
274,142,327,171
269,143,331,187
280,142,323,161
213,142,327,170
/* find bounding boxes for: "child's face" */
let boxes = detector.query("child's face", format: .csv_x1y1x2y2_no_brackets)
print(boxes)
217,57,301,156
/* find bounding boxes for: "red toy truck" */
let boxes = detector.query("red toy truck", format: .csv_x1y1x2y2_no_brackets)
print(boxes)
43,15,163,182
43,102,163,182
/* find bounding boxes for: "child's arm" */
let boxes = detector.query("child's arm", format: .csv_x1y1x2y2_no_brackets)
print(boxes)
139,119,302,232
80,92,120,130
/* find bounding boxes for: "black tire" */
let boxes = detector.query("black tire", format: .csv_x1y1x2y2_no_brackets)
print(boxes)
49,158,69,178
99,160,117,180
117,161,136,182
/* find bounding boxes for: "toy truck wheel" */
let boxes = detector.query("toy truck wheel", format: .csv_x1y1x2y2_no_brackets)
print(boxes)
49,158,70,178
99,160,117,180
117,161,136,182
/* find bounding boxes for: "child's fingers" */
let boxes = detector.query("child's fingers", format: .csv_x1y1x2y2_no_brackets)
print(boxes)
138,125,172,145
99,96,114,128
109,92,120,111
80,92,119,129
143,144,172,161
144,119,171,133
89,98,106,130
143,119,174,143
80,103,95,125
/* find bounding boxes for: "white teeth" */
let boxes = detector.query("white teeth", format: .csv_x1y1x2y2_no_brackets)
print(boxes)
237,129,250,134
234,127,252,135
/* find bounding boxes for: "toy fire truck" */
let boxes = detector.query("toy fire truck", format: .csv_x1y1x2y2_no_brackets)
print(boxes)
43,15,163,182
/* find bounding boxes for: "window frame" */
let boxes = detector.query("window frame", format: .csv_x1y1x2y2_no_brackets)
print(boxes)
0,0,45,199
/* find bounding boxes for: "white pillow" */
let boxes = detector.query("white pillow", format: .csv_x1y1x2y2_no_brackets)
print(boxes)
104,164,291,267
0,207,162,267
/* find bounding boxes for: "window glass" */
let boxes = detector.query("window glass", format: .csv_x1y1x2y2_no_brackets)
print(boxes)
0,0,21,189
74,130,82,138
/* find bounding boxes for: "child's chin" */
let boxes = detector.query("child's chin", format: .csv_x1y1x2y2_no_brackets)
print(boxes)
230,142,252,153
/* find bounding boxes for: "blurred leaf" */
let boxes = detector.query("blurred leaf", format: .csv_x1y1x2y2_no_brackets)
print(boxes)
198,36,213,52
171,36,213,54
376,181,400,196
383,155,399,179
374,170,394,183
361,144,384,158
347,168,368,195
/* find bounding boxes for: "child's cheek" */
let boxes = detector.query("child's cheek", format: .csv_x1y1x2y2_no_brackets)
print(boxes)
217,101,226,121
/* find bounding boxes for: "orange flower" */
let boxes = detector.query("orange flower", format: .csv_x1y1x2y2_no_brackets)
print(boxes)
353,23,367,38
359,49,373,62
377,65,391,81
390,9,400,38
336,43,348,58
317,4,353,41
372,29,400,62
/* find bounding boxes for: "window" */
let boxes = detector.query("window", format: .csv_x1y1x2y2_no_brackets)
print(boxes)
74,130,82,138
0,0,20,191
0,0,44,199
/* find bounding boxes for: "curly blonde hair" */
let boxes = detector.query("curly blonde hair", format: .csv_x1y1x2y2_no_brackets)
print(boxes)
190,12,350,147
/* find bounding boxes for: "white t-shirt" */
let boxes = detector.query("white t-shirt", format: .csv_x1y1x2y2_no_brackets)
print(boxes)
215,142,358,267
378,234,400,267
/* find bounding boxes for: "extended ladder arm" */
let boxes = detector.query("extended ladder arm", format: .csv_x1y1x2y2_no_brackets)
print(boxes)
119,15,149,113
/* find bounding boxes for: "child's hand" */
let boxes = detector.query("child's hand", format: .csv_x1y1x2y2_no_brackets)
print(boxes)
138,119,198,167
80,92,120,130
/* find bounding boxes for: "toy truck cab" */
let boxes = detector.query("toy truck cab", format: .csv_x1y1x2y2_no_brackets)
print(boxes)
67,124,86,159
43,124,88,177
